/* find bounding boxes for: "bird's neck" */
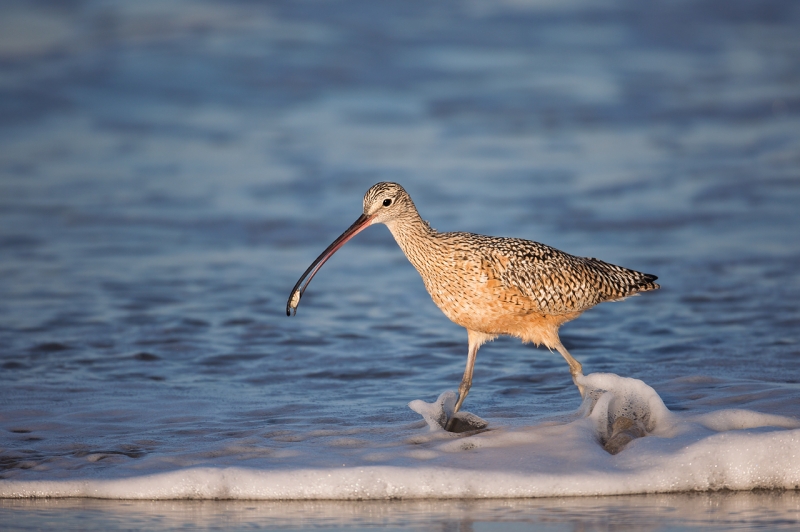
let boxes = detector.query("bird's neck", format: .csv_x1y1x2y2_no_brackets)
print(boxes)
384,212,438,270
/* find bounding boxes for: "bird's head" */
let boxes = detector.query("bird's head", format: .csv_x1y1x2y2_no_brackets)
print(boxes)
286,182,416,316
361,182,415,227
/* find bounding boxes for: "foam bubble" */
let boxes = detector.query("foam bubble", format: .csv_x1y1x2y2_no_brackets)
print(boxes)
2,373,799,499
408,391,489,433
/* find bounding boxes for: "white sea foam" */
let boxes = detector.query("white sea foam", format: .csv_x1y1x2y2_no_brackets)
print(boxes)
2,373,799,500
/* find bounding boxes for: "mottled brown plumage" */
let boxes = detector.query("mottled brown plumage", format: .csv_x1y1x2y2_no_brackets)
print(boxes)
288,182,659,428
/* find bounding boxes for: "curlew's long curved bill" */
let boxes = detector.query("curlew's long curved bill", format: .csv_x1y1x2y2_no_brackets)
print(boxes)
287,213,374,316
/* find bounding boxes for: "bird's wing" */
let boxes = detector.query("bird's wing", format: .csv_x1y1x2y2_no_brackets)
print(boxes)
474,236,657,315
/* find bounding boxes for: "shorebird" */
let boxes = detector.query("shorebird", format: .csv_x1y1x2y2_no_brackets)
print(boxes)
287,182,659,429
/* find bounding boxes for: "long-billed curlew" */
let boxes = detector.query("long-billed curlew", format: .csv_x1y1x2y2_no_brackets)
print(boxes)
287,182,659,429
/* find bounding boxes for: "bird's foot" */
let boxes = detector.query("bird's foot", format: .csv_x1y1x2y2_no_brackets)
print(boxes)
571,371,587,399
446,411,489,433
409,391,488,433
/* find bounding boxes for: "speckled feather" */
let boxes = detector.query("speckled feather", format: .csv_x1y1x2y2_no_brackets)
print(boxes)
422,232,658,314
370,182,659,347
290,182,660,413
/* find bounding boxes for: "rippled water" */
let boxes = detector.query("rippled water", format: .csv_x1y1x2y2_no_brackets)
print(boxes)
5,492,800,531
1,0,800,529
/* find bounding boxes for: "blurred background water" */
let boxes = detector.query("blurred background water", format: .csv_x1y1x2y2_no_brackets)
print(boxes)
1,0,799,529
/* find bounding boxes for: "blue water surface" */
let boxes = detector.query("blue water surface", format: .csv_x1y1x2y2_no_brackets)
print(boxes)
1,0,799,529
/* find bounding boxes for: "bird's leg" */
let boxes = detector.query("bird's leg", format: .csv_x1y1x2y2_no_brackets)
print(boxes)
445,332,483,431
554,341,585,398
453,340,479,414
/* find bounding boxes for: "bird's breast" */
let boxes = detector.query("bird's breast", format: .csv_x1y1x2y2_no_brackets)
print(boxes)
413,248,529,328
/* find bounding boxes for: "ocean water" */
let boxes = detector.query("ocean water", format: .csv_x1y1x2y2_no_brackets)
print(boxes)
1,0,800,529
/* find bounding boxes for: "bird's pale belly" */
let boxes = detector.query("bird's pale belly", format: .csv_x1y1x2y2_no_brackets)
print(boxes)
423,274,582,348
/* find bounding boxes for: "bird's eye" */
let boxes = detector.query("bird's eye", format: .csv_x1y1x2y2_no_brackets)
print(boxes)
383,198,392,207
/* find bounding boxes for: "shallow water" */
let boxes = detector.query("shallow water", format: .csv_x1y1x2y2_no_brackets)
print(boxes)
4,492,800,531
1,0,800,529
